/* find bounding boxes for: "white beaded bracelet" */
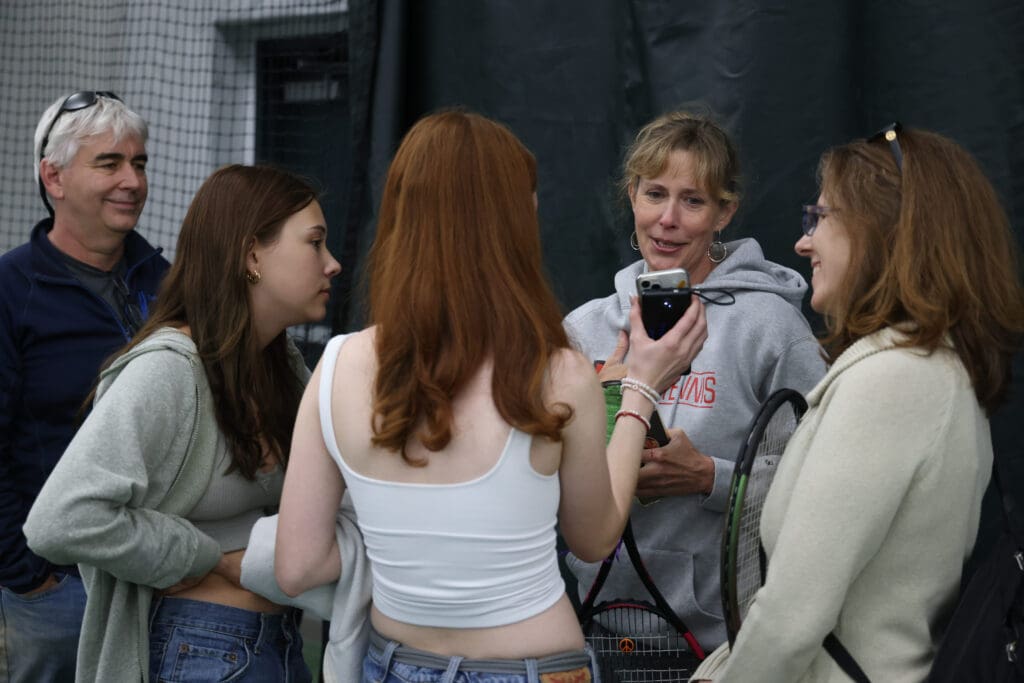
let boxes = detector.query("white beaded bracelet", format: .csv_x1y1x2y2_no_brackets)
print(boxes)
621,377,661,406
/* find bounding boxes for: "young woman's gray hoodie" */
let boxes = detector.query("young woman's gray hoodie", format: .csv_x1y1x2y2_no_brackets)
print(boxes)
24,328,316,682
563,238,826,650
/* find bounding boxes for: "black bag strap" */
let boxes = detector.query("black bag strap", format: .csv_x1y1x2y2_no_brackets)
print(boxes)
992,450,1024,549
823,632,871,683
821,449,1023,683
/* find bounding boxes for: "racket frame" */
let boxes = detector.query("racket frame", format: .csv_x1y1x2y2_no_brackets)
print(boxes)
720,388,808,645
579,520,706,659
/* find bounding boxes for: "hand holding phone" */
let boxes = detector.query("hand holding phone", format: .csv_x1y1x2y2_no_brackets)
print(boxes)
637,268,692,340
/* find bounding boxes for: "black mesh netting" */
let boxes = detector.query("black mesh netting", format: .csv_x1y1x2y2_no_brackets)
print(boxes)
1,0,349,357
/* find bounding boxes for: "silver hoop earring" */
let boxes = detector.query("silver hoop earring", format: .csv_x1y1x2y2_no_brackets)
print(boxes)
630,232,640,251
707,233,727,263
246,270,261,284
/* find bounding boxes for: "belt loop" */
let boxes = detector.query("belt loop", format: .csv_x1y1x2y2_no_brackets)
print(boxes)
287,610,299,644
439,655,464,683
253,613,268,655
281,612,295,683
525,657,540,683
147,594,163,630
379,639,400,679
585,643,601,683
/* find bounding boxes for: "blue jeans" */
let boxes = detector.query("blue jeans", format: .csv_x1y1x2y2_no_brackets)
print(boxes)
148,596,311,683
0,572,86,683
363,628,599,683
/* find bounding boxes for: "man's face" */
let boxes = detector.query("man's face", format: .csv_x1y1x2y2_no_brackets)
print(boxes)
54,130,148,239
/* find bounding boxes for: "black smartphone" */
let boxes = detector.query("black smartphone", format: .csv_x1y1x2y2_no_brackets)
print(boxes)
637,268,692,339
645,410,669,448
640,288,692,339
638,411,669,506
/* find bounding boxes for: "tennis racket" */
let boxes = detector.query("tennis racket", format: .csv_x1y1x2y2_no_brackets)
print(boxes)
720,388,808,645
578,520,705,682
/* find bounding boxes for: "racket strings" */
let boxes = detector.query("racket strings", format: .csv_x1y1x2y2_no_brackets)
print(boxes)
733,404,800,616
585,603,701,682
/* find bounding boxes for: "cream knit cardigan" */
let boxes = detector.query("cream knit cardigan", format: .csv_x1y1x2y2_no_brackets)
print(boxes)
694,327,991,682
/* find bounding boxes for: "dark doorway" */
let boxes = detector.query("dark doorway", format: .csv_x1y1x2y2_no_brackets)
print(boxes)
256,32,350,363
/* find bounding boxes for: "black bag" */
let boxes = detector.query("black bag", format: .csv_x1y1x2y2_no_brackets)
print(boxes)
925,463,1024,683
826,457,1024,683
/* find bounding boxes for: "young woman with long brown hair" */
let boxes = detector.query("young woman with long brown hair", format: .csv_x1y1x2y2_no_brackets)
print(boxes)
274,110,708,682
24,164,341,682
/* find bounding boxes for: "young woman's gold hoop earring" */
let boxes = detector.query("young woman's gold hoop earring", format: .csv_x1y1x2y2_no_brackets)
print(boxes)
246,270,261,284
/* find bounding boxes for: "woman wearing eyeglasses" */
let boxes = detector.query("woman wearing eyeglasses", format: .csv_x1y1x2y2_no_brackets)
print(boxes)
24,164,342,682
692,126,1024,682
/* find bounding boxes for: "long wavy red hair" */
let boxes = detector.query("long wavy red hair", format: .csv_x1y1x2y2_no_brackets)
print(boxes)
367,110,571,463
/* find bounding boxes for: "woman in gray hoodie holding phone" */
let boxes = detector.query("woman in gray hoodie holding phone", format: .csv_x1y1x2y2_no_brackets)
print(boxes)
563,110,826,653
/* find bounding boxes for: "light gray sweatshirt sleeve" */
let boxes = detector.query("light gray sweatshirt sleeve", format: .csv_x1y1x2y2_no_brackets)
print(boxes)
24,350,222,588
241,493,372,683
241,514,336,620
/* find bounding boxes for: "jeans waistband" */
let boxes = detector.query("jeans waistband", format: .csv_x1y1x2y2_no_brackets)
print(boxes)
150,596,298,640
368,627,593,674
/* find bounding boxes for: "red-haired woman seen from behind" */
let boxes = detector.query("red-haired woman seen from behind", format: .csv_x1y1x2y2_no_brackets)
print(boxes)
274,110,708,682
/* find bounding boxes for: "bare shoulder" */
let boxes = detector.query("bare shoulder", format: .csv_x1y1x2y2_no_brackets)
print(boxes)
333,327,377,365
546,346,600,404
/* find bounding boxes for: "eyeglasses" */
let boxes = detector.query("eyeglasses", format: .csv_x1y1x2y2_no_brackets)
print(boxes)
112,275,145,335
868,121,903,173
801,205,837,236
38,91,122,216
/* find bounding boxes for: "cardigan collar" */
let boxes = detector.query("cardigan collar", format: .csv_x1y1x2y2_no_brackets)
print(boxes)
806,326,953,408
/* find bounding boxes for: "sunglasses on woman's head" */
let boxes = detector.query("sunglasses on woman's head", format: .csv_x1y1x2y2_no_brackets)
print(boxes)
869,121,903,173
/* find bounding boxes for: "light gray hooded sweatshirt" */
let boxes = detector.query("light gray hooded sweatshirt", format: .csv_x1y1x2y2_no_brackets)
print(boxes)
24,328,322,682
563,238,826,651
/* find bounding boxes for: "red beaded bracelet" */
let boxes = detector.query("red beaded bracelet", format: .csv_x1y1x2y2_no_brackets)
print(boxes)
614,408,651,432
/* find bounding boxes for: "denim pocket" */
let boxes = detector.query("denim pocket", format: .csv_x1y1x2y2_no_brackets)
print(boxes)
149,623,251,682
3,573,72,604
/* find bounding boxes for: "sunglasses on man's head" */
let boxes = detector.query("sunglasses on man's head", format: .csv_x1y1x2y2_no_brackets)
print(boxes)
37,91,123,216
39,91,122,161
868,121,903,173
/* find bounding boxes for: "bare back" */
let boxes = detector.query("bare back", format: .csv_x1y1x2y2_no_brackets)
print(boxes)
328,328,586,658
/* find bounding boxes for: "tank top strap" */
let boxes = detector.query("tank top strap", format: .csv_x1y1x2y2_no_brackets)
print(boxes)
318,333,353,471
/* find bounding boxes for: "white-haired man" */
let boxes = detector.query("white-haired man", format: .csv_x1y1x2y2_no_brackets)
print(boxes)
0,91,169,681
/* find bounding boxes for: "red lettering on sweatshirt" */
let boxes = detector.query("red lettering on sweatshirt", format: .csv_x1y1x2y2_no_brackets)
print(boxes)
661,372,716,409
